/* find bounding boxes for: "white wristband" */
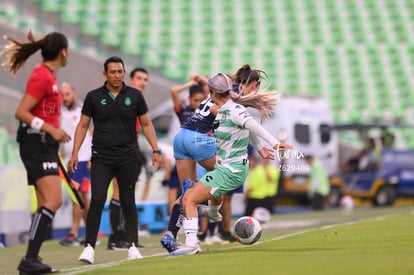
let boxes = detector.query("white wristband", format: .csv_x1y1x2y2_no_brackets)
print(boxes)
31,116,44,131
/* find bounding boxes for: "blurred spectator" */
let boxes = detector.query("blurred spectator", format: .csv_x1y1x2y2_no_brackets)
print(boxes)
358,138,379,171
305,155,330,210
244,154,279,216
263,158,280,213
59,82,92,247
380,130,395,148
157,142,176,214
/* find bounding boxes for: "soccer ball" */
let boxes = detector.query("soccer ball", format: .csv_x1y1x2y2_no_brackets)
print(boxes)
233,216,262,245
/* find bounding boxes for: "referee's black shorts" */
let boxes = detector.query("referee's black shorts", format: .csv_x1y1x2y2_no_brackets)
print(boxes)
17,125,60,185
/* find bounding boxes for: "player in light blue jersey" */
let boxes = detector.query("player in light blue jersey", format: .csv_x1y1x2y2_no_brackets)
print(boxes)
160,73,218,253
170,73,293,256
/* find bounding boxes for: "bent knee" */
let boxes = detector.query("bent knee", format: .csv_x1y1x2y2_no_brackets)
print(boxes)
182,194,196,208
44,198,63,212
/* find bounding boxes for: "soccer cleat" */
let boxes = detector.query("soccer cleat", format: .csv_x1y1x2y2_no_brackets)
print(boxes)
107,233,130,250
127,243,144,260
197,231,207,243
160,231,178,253
17,256,54,274
219,230,237,242
169,245,201,256
78,244,95,264
197,205,223,222
59,234,80,246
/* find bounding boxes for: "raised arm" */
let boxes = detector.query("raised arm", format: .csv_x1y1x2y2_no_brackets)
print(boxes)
171,80,197,111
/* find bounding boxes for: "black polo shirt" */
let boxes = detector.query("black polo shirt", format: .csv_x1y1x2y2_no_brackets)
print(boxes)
82,82,148,161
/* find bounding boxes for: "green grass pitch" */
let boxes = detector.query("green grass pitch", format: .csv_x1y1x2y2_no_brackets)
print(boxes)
1,206,413,275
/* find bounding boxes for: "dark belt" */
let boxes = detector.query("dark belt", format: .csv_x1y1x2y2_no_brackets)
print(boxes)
20,122,44,134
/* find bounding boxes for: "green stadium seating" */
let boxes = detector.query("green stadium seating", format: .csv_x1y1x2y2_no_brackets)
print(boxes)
15,0,413,148
0,126,8,144
3,140,21,165
41,0,61,13
0,126,9,165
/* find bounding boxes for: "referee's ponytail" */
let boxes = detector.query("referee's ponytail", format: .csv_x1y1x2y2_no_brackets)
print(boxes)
0,30,68,74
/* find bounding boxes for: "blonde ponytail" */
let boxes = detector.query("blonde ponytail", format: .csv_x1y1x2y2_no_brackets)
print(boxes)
230,89,278,123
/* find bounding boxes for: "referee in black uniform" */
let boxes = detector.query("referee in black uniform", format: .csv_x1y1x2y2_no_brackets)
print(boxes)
68,56,161,263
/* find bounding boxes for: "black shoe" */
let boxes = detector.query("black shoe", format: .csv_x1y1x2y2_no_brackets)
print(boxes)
107,233,143,250
18,256,57,274
107,241,144,249
107,240,129,251
219,231,236,242
197,231,207,242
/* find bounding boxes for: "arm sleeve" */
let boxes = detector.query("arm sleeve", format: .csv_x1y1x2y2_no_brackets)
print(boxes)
136,91,149,116
25,73,49,101
81,93,93,117
249,130,262,151
245,118,280,147
230,104,280,148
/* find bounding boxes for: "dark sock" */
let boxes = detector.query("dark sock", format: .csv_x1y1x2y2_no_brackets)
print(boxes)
218,221,224,233
207,221,218,236
109,199,122,241
26,207,55,259
167,204,182,238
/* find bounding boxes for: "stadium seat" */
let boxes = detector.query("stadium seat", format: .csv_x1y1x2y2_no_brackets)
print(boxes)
4,141,21,165
23,0,412,134
0,126,8,145
61,0,82,25
0,3,20,27
41,0,61,13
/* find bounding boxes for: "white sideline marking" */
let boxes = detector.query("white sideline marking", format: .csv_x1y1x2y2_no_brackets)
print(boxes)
63,252,167,275
62,213,401,274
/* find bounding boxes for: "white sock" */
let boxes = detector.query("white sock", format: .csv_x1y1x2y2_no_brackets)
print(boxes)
208,200,222,214
183,218,199,247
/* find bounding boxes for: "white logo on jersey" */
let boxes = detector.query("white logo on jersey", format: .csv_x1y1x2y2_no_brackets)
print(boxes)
195,97,214,117
52,84,58,93
43,161,58,170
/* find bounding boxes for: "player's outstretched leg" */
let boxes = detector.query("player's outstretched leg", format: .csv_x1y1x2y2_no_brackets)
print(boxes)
179,179,196,207
160,204,181,253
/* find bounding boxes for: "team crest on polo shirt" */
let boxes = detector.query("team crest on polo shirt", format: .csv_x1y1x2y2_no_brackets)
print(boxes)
101,99,107,105
124,96,131,106
52,84,58,93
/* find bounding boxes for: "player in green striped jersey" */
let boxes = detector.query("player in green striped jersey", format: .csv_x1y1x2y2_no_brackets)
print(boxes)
170,73,293,256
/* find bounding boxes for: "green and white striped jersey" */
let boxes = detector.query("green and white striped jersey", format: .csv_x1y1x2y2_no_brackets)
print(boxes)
213,100,252,172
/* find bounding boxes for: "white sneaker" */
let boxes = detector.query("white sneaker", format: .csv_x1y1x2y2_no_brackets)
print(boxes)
78,244,94,264
197,205,223,222
127,243,144,260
